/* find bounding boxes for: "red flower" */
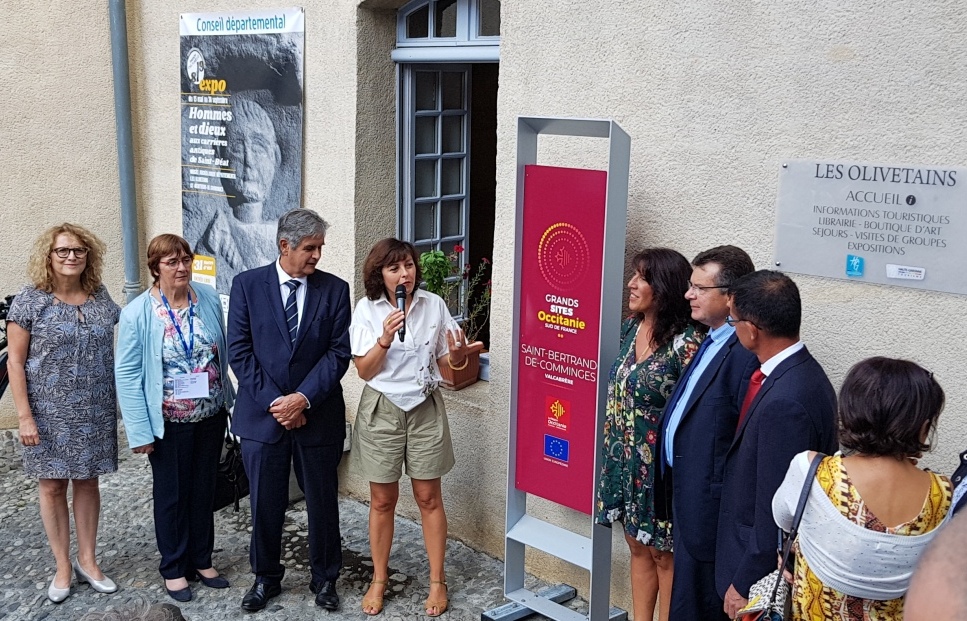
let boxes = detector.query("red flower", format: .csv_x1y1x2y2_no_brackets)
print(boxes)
454,244,465,253
482,257,491,264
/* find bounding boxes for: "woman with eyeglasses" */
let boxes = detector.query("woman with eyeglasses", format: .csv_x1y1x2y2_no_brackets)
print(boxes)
595,248,703,621
6,223,121,603
115,234,234,602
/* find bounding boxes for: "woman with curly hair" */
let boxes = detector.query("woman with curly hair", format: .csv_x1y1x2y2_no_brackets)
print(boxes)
6,223,121,603
595,247,703,621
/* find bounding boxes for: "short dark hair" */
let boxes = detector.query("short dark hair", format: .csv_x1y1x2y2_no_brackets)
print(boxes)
146,234,192,285
631,247,696,349
728,270,800,339
362,238,422,301
839,357,944,459
692,245,755,287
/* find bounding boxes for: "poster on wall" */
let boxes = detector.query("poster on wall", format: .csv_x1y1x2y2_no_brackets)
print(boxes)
515,165,608,515
180,7,305,294
775,159,967,295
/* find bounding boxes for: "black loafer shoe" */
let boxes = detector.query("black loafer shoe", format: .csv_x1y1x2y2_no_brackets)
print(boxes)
315,581,339,610
241,582,282,612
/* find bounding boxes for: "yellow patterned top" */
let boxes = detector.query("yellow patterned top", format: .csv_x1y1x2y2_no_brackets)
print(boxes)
791,455,952,621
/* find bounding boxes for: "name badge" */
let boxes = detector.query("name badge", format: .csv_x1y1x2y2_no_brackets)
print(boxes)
174,372,210,399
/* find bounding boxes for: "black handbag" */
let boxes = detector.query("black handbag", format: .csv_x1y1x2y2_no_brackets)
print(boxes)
213,410,249,512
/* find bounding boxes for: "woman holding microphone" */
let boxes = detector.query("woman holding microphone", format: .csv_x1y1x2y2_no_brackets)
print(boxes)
350,238,467,617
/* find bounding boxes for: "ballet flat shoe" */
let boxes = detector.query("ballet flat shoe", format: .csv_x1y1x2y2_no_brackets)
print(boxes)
47,576,71,603
73,559,118,594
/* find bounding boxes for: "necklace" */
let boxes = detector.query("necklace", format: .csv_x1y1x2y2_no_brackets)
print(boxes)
634,321,655,362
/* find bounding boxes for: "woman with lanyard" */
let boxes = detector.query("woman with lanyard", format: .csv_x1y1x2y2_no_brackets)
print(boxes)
116,234,234,602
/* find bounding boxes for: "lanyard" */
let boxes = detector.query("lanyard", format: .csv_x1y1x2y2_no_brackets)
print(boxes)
160,290,194,361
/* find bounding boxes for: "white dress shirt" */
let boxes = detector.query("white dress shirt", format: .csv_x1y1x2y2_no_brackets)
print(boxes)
273,259,310,408
760,340,804,376
275,259,308,325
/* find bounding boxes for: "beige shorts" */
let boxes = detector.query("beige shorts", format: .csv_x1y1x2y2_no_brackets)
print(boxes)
351,385,455,483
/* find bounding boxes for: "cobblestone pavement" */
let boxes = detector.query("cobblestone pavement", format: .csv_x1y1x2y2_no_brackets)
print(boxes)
0,430,582,621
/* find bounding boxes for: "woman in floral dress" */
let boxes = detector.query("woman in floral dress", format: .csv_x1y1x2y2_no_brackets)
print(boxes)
595,247,703,621
6,223,121,603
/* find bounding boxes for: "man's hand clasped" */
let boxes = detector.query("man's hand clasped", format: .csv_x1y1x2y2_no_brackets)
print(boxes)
270,393,310,430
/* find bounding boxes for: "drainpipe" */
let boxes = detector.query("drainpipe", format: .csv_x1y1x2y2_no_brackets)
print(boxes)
109,0,142,303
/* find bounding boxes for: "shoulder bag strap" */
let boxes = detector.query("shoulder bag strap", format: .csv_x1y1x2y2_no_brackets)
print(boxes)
768,452,826,605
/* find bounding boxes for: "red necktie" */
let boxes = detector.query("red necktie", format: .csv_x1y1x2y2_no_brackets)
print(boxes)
736,369,766,432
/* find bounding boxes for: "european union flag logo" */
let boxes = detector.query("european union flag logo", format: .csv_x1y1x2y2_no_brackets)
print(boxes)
544,434,569,463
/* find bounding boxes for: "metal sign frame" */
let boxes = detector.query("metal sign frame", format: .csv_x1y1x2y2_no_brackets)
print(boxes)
504,116,630,621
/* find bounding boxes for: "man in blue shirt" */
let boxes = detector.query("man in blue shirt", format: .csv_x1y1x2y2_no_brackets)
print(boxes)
655,246,758,620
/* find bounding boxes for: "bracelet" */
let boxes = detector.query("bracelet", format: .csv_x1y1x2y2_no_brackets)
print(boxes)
376,337,390,350
448,355,469,371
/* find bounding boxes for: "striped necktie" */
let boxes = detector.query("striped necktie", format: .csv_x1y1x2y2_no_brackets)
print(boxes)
283,279,301,344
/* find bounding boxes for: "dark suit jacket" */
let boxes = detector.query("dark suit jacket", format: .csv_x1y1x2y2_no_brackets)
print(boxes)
655,333,758,562
228,263,351,446
714,346,837,598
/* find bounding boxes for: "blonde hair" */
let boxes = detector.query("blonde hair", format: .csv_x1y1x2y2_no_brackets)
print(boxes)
27,223,106,294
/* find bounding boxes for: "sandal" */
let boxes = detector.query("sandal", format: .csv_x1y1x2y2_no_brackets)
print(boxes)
425,579,448,617
362,579,387,616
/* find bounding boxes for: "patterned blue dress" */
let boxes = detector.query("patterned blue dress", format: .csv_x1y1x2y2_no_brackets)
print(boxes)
8,285,121,479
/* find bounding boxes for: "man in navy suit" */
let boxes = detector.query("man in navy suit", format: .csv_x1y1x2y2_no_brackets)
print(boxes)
228,208,351,612
716,270,837,618
656,246,758,620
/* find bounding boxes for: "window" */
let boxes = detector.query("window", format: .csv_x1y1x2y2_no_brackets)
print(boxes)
397,0,501,48
400,65,470,313
396,0,499,335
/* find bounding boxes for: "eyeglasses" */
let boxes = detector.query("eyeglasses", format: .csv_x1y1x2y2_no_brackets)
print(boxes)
52,247,89,259
160,256,193,269
687,281,729,294
725,315,759,328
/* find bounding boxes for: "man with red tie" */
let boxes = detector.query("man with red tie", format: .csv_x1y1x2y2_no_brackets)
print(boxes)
715,270,837,619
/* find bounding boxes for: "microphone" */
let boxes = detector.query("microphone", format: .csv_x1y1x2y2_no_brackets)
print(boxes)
395,284,406,342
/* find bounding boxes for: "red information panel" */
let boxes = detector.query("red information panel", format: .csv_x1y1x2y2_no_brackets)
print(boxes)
515,164,608,514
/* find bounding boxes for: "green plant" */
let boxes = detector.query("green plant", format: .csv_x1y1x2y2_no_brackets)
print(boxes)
419,245,492,344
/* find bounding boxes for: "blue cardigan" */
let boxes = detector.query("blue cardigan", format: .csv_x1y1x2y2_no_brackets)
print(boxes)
115,282,235,448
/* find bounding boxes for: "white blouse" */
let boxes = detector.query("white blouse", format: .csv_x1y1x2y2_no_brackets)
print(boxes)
772,451,950,601
350,289,459,412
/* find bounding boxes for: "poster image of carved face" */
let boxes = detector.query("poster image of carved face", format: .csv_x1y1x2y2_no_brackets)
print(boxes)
222,98,282,205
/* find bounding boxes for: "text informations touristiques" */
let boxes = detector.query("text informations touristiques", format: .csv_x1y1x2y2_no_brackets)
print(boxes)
515,165,608,514
775,159,967,295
